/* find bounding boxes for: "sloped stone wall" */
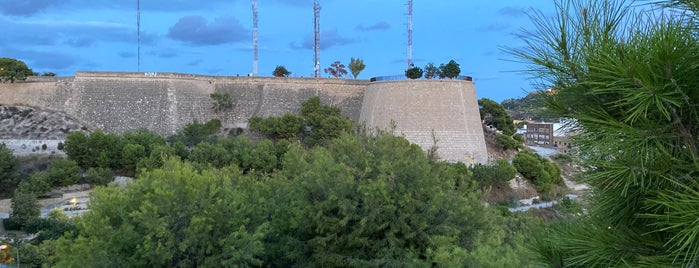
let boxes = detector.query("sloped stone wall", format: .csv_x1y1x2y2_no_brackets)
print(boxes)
359,80,488,164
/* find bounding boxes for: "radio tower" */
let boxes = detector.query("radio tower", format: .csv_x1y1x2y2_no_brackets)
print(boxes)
252,0,258,76
313,0,320,78
137,0,141,71
407,0,413,68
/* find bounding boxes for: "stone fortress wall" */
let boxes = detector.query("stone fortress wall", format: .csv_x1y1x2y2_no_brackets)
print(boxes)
0,72,487,163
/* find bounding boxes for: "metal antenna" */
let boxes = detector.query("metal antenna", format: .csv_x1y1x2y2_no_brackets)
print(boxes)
313,0,320,78
137,0,141,72
407,0,413,68
252,0,258,76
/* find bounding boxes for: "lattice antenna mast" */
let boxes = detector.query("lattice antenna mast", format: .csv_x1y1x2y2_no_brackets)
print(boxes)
252,0,258,76
407,0,413,68
137,0,141,71
313,0,320,78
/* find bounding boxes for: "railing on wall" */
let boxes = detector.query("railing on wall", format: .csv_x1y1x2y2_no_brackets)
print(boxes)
369,75,473,82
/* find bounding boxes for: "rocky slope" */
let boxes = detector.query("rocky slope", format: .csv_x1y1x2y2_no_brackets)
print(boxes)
0,104,89,139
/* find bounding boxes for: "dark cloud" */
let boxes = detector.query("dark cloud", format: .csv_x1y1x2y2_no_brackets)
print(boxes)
355,22,390,32
118,52,136,58
291,29,355,50
187,59,203,66
0,19,156,48
167,16,250,46
0,0,62,16
0,0,236,16
498,6,527,17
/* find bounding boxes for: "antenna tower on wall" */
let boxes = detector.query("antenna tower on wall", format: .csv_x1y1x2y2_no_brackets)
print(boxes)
407,0,413,68
137,0,141,71
252,0,259,76
313,0,320,78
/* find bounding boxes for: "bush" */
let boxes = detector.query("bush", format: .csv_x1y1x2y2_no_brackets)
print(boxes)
85,167,115,186
494,134,521,150
273,65,290,77
471,159,517,187
46,158,80,187
17,172,52,196
512,151,562,193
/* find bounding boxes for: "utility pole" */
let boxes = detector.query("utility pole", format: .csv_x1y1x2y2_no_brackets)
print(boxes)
313,0,320,78
137,0,141,72
407,0,413,68
252,0,258,76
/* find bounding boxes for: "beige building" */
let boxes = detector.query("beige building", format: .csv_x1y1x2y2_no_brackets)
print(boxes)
525,123,553,146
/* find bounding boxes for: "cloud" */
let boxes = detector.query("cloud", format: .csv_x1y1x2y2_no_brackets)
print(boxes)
498,6,527,17
187,59,203,66
0,19,156,48
291,29,355,50
167,16,250,46
355,22,390,31
118,52,136,58
0,0,62,16
0,0,236,16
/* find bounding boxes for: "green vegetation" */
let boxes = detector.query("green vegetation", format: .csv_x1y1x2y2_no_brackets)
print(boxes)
479,98,516,136
509,0,699,266
209,92,233,112
512,151,561,193
0,143,19,196
0,96,548,267
0,57,34,83
405,66,423,79
324,60,348,78
424,62,440,79
348,57,366,79
439,59,461,79
272,65,290,77
501,92,559,122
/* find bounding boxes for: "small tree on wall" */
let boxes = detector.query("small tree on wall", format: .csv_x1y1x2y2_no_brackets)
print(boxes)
324,61,348,78
348,57,366,79
440,59,461,79
424,63,440,79
273,66,291,77
210,92,233,112
405,66,423,79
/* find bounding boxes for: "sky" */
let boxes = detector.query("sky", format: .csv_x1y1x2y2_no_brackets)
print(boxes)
0,0,557,102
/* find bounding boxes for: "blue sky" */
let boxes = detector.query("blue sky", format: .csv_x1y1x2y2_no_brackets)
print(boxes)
0,0,556,102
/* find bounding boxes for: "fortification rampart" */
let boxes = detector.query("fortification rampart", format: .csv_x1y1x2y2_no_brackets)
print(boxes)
359,80,488,164
0,72,488,164
0,72,368,135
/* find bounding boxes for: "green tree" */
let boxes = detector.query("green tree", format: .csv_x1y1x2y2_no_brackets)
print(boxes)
479,98,516,136
46,158,80,187
512,151,560,193
273,65,290,77
210,92,233,112
0,143,19,196
84,167,115,186
17,172,52,196
508,0,699,264
439,59,461,79
471,159,517,188
405,66,423,79
324,61,348,78
53,159,268,267
348,57,366,79
9,191,40,229
424,62,440,79
301,96,354,146
0,58,33,83
122,143,146,177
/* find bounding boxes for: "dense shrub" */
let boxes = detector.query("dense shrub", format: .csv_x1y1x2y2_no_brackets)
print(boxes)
84,167,115,186
512,151,562,193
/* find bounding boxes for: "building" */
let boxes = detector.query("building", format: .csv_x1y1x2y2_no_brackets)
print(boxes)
525,123,553,146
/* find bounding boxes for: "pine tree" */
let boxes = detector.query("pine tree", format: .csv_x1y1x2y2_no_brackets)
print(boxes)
509,0,699,266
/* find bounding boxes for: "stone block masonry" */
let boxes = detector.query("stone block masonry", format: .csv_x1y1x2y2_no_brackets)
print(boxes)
0,72,488,164
359,80,488,164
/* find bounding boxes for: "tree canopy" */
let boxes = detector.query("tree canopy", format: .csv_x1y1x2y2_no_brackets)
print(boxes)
272,65,290,77
405,66,423,79
324,61,348,78
348,57,366,79
509,0,699,266
439,60,460,79
0,58,33,83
